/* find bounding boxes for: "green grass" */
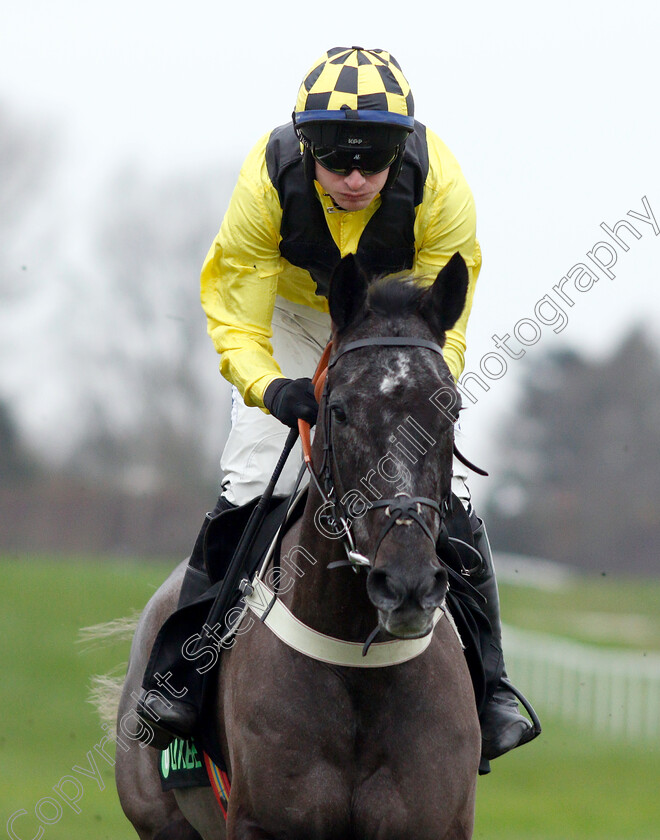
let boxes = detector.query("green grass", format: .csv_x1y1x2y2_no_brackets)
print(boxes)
1,554,658,839
499,574,660,652
475,716,660,840
0,554,176,840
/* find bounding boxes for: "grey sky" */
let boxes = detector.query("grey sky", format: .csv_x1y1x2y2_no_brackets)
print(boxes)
2,0,659,491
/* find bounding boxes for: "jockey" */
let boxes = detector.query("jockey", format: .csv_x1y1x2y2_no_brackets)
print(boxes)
137,46,535,762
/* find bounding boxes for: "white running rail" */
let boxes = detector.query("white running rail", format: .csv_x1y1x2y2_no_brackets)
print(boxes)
503,624,660,744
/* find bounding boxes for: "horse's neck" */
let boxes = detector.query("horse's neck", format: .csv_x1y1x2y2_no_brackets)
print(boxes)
280,490,377,641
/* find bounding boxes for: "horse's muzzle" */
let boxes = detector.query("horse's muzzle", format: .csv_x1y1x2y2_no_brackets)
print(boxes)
366,564,448,638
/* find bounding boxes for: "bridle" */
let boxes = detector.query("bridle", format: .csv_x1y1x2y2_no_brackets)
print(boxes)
299,336,455,573
203,335,485,663
234,334,488,663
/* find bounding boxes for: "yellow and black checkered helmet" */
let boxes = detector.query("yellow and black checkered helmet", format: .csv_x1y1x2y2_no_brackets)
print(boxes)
294,46,414,129
293,47,415,186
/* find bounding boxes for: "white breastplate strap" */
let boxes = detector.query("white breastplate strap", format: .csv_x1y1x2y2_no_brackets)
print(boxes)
243,578,447,668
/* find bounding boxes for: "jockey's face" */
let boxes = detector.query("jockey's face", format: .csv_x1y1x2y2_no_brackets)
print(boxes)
315,162,389,212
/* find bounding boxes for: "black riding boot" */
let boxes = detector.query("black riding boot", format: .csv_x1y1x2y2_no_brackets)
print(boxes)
135,495,235,749
472,519,536,760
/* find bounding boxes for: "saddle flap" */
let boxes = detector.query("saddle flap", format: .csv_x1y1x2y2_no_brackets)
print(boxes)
204,496,285,584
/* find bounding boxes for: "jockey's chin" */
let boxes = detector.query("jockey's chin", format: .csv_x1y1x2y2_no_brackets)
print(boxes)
314,163,389,212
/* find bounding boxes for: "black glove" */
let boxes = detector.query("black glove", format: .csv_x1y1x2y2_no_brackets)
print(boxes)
263,377,318,428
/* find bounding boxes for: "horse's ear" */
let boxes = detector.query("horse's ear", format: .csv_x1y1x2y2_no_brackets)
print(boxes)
420,252,469,342
328,254,369,334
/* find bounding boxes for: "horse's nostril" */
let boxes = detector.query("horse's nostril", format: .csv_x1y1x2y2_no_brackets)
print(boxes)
416,569,448,610
367,569,406,610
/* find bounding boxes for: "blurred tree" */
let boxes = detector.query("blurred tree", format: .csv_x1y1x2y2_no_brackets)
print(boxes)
0,100,65,464
0,398,39,483
0,104,55,300
64,164,236,496
0,104,234,497
0,99,239,553
483,327,660,575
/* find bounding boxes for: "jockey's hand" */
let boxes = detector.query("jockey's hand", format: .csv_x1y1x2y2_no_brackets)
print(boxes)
264,377,318,428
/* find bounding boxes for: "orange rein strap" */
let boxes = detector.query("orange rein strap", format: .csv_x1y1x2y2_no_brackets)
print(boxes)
298,341,333,464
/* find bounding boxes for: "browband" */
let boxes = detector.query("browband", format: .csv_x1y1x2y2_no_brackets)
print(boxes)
328,336,445,368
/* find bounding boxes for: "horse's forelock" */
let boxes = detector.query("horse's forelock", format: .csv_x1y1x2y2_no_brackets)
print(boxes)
366,275,426,320
331,274,457,400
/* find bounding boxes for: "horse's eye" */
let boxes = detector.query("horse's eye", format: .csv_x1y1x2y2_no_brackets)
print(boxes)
330,404,347,423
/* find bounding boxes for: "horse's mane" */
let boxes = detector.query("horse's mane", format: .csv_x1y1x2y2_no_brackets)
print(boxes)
367,274,427,319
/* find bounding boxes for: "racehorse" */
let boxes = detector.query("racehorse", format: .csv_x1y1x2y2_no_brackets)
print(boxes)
115,252,481,839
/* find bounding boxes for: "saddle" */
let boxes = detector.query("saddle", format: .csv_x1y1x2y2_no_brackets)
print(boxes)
204,493,302,585
173,490,307,642
156,491,307,793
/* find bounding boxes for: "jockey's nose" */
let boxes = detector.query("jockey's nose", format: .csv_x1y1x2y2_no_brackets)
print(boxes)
344,169,367,188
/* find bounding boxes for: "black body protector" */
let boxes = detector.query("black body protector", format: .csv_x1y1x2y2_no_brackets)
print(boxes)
265,120,430,296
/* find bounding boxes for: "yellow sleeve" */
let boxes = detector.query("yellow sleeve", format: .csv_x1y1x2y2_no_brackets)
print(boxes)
200,133,286,408
413,128,482,381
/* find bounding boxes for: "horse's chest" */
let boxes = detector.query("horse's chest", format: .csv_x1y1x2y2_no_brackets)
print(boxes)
223,621,477,839
239,752,469,840
229,674,472,838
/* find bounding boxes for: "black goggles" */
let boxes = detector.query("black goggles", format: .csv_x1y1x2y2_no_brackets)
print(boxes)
310,144,399,176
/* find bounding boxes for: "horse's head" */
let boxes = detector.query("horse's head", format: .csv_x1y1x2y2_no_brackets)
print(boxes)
317,253,468,639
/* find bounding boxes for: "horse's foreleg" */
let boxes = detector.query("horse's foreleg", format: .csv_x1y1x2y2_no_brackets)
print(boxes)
115,739,194,839
223,788,278,840
175,788,227,840
152,820,204,840
226,813,274,840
